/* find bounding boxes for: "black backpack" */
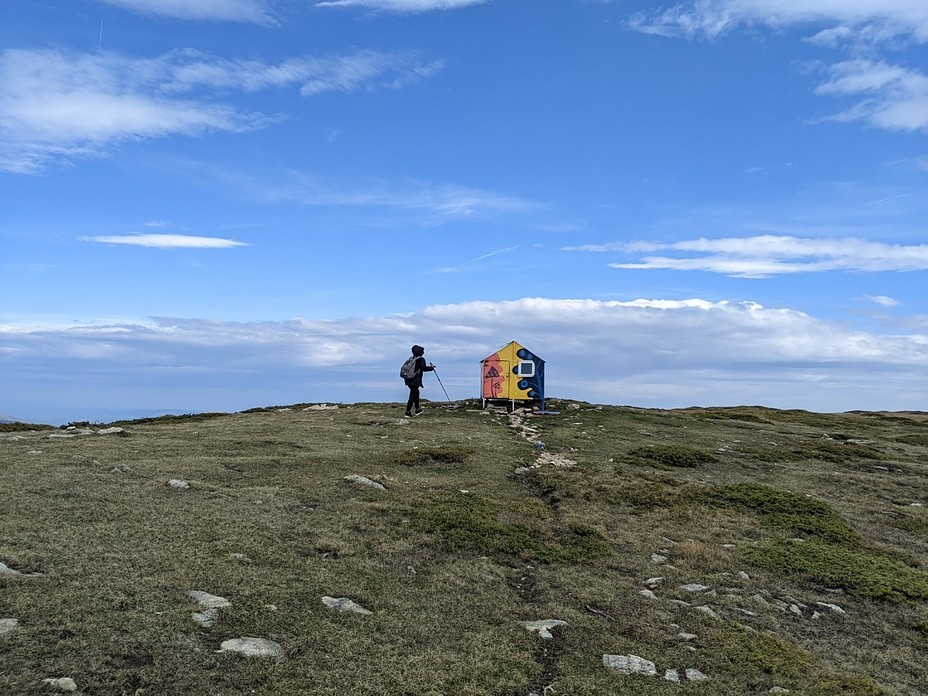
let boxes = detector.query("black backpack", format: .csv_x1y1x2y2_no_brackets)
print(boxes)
399,356,419,380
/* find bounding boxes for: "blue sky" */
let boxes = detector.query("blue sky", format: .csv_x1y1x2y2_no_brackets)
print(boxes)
1,0,926,424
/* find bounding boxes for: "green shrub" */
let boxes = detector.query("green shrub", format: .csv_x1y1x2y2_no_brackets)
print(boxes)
627,444,718,468
414,493,609,564
714,483,859,545
743,539,928,602
392,446,473,466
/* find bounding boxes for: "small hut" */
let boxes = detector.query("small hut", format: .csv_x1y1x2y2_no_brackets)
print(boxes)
480,340,545,411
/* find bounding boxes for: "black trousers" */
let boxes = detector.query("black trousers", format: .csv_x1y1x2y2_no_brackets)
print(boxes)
405,385,420,413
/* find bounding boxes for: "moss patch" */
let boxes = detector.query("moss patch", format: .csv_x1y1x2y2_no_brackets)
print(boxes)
713,483,859,545
626,444,718,468
743,538,928,602
391,446,473,466
413,493,609,564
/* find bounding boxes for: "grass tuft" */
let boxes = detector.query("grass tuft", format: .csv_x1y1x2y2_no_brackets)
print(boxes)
413,492,609,564
626,444,718,468
713,483,859,545
391,446,473,466
743,538,928,602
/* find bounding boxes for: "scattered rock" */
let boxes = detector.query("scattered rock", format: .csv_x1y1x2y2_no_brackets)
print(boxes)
520,619,567,639
343,474,386,491
650,554,668,564
695,605,720,619
192,608,219,628
602,654,656,676
680,583,710,593
0,561,20,575
97,427,125,436
321,596,373,615
685,668,709,681
664,668,680,682
217,637,283,658
815,601,846,615
678,632,697,642
167,479,190,489
41,677,77,692
188,590,231,609
738,571,750,580
110,464,131,474
644,576,664,588
0,618,18,636
639,590,658,600
304,404,338,411
769,688,791,694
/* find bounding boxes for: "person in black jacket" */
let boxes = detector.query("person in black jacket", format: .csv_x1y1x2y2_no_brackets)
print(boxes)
404,344,435,417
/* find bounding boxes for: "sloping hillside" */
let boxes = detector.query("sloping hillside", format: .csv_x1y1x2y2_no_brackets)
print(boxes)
1,401,926,694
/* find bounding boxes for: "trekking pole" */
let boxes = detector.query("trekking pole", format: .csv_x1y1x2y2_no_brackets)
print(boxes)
431,368,453,405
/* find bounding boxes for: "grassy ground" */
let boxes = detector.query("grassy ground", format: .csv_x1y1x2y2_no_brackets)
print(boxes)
1,400,926,695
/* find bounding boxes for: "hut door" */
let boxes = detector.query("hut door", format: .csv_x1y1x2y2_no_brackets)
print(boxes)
482,360,509,399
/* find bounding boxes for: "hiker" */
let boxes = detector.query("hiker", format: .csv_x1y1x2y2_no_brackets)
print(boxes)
401,344,435,417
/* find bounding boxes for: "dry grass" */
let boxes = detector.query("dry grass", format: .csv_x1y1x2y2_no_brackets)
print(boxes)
1,400,926,694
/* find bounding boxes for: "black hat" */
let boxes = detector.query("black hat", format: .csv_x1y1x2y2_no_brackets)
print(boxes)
411,345,424,356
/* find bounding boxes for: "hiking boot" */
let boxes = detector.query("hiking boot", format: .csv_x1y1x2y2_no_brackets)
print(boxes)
414,408,424,416
404,412,412,418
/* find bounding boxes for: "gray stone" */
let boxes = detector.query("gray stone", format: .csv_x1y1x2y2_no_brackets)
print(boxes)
681,583,710,593
192,608,219,627
678,632,697,641
41,677,78,692
738,571,751,580
639,589,658,600
769,688,791,694
695,605,720,619
650,553,668,564
188,590,231,609
0,618,18,636
343,474,386,491
520,619,567,639
97,427,125,436
644,576,664,588
602,654,657,676
321,596,373,614
0,561,20,575
685,668,709,681
217,637,283,658
167,479,190,489
815,601,846,614
664,669,680,682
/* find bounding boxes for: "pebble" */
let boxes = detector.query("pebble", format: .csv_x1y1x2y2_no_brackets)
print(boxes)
217,637,283,658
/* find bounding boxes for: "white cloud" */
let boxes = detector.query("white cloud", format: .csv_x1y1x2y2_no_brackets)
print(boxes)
815,59,928,132
81,234,249,249
1,297,925,423
94,0,276,24
568,235,928,278
628,1,928,43
314,0,489,12
0,47,441,174
627,1,928,136
865,295,900,307
179,163,537,222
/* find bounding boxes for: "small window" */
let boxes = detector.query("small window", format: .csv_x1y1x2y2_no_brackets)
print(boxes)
516,360,535,377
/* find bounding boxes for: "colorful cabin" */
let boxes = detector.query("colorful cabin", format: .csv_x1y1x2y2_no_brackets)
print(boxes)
480,341,545,410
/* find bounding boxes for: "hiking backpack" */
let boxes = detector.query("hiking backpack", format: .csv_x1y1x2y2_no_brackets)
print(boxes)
399,356,419,380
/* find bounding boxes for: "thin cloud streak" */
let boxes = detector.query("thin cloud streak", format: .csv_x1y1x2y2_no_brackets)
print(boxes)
81,234,249,249
437,245,520,272
94,0,277,24
627,1,928,135
314,0,489,13
567,236,928,278
0,47,441,173
1,297,925,423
